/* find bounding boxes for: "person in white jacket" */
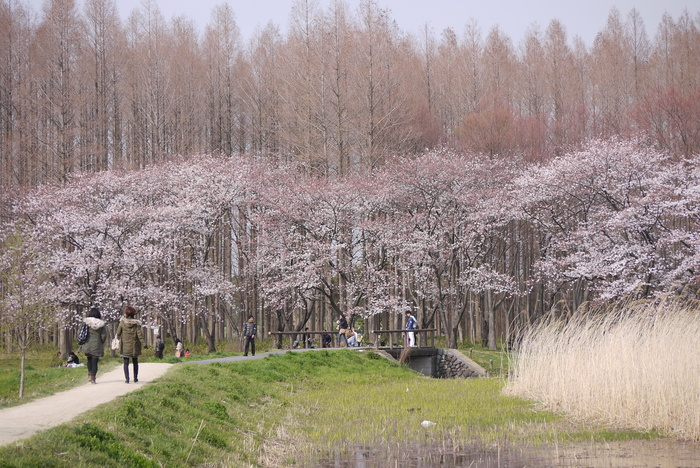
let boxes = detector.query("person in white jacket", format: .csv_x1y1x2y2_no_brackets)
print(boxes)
78,307,107,384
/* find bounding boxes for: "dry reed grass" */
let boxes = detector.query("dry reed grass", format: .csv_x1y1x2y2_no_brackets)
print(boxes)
505,299,700,441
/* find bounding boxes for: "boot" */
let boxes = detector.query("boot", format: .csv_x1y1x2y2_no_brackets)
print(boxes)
87,372,92,383
90,374,97,384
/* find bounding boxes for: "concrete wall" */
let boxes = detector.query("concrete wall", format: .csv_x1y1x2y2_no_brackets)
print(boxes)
374,348,486,379
435,348,486,378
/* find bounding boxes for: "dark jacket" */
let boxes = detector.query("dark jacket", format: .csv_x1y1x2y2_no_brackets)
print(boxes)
243,320,257,338
116,317,145,358
78,317,107,357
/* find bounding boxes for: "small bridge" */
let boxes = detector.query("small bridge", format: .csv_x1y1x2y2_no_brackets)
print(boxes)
377,347,486,378
269,329,486,379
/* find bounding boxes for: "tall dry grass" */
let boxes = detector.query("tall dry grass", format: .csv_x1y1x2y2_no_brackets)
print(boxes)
505,300,700,441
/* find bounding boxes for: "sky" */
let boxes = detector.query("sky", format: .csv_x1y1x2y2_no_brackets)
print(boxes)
26,0,699,46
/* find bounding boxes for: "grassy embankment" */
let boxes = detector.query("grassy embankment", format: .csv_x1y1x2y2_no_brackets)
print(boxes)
0,338,248,409
506,299,700,442
0,345,122,409
0,346,655,467
0,336,503,410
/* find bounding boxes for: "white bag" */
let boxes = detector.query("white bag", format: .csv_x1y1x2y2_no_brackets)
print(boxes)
111,337,120,350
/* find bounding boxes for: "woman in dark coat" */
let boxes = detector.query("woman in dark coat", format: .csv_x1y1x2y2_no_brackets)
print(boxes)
116,306,145,383
336,313,349,347
78,307,107,384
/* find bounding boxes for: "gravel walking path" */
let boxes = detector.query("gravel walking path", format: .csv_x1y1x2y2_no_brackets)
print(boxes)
0,362,172,446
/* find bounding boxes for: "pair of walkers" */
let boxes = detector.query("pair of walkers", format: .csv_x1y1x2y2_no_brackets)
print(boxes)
78,306,144,384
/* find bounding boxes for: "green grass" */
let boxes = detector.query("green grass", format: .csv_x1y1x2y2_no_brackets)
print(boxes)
0,338,277,407
0,349,656,467
0,349,120,409
458,346,510,377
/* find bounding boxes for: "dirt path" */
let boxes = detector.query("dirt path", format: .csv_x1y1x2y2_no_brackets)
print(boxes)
0,362,172,447
0,348,335,447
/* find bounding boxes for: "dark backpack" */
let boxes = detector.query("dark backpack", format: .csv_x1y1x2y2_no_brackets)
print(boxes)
77,323,89,345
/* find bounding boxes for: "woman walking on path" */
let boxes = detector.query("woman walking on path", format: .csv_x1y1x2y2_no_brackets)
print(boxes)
337,313,349,347
78,307,107,384
116,306,145,383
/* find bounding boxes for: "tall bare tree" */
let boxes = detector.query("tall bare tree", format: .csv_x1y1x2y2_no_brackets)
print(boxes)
82,0,122,171
320,0,352,174
203,4,242,155
544,19,573,154
32,0,84,182
122,0,171,167
591,8,634,137
243,23,282,156
169,16,205,155
0,0,33,186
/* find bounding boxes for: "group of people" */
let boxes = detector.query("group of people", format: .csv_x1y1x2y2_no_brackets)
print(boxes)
74,305,181,385
337,311,418,348
336,314,364,347
71,308,258,385
76,306,146,384
71,307,417,385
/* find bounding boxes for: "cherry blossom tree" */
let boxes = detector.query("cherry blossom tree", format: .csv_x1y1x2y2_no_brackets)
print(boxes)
514,138,700,302
373,149,520,348
0,226,56,398
243,163,394,338
5,138,700,353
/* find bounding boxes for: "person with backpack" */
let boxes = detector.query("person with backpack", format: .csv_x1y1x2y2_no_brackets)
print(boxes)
78,307,107,384
154,335,165,359
116,306,145,384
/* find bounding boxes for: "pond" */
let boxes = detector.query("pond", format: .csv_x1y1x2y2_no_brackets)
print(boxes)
310,438,700,467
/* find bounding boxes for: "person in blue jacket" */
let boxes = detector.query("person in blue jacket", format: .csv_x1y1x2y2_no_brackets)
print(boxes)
405,311,417,347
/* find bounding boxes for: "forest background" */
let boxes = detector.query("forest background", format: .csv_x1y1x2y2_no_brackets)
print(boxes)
1,0,699,356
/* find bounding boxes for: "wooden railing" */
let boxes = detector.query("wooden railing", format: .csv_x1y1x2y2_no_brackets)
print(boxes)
370,328,437,349
269,328,437,349
268,330,338,349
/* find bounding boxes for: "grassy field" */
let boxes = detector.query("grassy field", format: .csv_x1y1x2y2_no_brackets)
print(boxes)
0,348,656,467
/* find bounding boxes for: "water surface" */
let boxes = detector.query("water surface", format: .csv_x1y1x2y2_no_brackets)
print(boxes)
311,438,700,467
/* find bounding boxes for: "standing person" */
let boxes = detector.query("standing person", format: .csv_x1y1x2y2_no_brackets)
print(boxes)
337,313,349,347
154,334,165,359
116,306,145,384
405,310,417,347
243,315,257,356
78,307,107,384
303,327,313,348
175,339,184,358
